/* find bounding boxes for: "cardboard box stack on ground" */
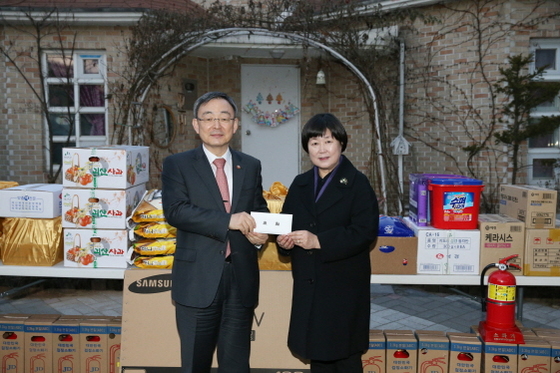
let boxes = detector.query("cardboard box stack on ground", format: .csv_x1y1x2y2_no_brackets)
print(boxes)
362,330,386,373
61,146,149,269
448,333,482,373
0,314,122,373
384,330,418,373
0,184,64,266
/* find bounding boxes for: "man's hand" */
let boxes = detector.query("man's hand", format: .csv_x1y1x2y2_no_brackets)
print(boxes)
245,232,269,246
229,212,257,235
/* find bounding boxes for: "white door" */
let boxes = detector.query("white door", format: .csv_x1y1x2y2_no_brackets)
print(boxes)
241,65,301,191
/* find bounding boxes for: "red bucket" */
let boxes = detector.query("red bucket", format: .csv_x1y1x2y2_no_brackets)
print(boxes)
428,178,484,229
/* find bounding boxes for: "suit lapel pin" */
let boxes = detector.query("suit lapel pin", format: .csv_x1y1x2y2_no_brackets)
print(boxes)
340,178,348,185
236,165,241,169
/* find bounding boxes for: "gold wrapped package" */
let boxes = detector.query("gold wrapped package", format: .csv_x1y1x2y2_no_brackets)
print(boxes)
134,222,177,239
0,216,63,266
131,189,165,223
132,238,176,256
133,255,174,269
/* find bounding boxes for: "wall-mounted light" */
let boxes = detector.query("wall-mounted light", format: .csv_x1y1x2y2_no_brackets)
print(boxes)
270,49,285,59
316,69,326,85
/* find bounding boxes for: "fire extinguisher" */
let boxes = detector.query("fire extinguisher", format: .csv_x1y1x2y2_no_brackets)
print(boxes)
480,254,521,329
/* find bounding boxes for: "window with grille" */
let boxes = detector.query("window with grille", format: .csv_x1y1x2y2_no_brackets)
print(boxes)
43,52,108,165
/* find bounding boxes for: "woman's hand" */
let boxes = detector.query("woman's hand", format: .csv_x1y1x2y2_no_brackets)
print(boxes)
288,230,320,250
277,234,295,250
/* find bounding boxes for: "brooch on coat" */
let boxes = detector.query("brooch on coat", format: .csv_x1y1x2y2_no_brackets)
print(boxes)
340,178,348,185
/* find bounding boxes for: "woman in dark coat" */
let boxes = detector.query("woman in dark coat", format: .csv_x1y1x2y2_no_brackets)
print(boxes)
277,113,379,373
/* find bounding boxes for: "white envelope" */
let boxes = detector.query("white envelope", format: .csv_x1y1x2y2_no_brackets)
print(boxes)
251,212,293,235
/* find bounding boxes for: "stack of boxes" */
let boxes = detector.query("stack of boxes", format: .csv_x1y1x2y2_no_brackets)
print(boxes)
61,146,149,269
0,314,121,373
0,183,64,266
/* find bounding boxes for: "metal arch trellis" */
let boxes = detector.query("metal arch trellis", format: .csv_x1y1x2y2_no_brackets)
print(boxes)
133,27,388,214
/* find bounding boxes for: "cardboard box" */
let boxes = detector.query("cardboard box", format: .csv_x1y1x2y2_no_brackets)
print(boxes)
24,315,58,373
448,334,482,373
499,185,557,228
417,333,449,373
371,236,418,275
404,217,480,275
107,319,121,373
482,342,518,373
63,229,129,268
52,318,81,373
524,225,560,276
518,337,551,373
0,184,62,218
478,214,525,273
362,330,386,373
80,320,108,373
539,336,560,373
0,314,29,373
62,146,149,189
120,269,310,371
62,184,146,229
384,330,418,373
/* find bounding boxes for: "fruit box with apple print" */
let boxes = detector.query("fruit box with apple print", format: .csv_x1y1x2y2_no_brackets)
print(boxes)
63,228,129,268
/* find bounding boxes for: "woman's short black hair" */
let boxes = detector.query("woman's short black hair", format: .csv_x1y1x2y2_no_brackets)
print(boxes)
301,113,348,153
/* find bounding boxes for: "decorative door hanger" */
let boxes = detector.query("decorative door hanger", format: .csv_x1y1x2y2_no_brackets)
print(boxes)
243,91,300,128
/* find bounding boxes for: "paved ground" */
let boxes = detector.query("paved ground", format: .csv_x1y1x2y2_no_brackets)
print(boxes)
0,277,558,332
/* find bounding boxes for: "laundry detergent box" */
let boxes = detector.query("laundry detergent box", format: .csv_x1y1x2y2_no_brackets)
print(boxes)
63,229,129,268
448,334,482,373
518,337,551,373
499,185,557,228
0,314,29,373
482,341,518,373
52,318,82,373
24,315,59,373
0,183,63,218
362,330,386,373
478,214,525,274
62,146,149,189
62,183,145,229
416,332,449,373
404,217,480,275
384,330,418,373
523,224,560,276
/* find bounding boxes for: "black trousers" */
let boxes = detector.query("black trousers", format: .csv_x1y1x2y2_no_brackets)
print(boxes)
175,261,254,373
310,352,364,373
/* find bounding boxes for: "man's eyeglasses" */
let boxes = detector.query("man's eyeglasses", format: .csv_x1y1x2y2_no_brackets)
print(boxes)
196,117,235,125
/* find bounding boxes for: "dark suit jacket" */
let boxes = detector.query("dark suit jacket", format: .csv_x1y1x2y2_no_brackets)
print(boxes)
279,155,379,361
162,146,268,309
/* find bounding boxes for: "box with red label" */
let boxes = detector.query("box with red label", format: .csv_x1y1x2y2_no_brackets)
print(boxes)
362,330,386,373
52,318,81,373
24,315,58,373
384,330,418,373
524,224,560,276
448,334,482,373
0,314,29,373
62,183,145,229
478,214,525,274
62,146,149,189
63,229,129,268
79,320,108,373
417,333,449,373
482,341,518,373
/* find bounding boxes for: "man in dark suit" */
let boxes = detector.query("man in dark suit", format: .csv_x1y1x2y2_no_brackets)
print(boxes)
162,92,269,373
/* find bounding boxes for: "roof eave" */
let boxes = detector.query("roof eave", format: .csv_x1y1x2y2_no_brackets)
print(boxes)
0,10,143,26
